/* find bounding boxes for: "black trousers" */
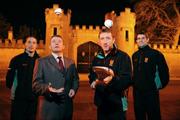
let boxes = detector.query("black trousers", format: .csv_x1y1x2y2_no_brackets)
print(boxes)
10,99,38,120
97,107,126,120
133,89,161,120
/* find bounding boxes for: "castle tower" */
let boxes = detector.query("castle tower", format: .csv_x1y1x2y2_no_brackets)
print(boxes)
45,4,72,56
8,26,13,42
115,8,136,56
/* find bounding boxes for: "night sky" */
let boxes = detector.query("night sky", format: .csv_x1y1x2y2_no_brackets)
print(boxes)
0,0,138,39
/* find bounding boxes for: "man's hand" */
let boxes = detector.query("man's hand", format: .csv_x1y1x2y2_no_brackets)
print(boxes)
103,68,114,85
108,68,114,77
103,75,113,85
68,89,75,98
90,81,97,89
48,86,64,93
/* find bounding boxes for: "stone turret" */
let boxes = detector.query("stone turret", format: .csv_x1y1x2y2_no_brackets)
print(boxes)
115,8,136,56
8,27,13,43
45,4,72,56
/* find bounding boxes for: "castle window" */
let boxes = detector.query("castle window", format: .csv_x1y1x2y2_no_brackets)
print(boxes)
53,27,57,35
125,30,129,41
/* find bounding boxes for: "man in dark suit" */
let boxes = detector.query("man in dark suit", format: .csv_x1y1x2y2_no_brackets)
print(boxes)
33,35,79,120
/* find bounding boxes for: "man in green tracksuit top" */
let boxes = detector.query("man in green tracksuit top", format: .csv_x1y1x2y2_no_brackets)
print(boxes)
6,36,40,120
132,31,169,120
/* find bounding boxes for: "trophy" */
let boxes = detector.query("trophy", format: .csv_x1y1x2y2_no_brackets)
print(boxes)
93,66,113,84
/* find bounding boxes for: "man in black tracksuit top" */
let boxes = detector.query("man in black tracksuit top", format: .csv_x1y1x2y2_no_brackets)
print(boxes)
89,27,132,120
6,36,40,120
132,32,169,120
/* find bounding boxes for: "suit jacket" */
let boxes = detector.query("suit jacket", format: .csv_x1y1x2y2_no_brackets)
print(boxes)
32,55,79,120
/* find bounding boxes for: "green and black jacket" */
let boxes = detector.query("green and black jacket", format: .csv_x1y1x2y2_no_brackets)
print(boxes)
132,45,169,92
89,45,132,110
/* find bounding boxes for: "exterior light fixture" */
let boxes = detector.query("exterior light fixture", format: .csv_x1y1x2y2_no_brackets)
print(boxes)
104,19,113,28
54,8,62,15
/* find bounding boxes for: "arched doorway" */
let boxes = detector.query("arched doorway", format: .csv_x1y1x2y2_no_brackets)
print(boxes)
77,41,101,73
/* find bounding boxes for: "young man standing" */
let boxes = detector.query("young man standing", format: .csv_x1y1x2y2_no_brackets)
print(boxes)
89,27,132,120
132,31,169,120
6,36,40,120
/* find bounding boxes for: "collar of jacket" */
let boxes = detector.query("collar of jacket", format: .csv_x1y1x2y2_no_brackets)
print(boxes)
138,45,150,52
96,44,118,59
23,50,40,58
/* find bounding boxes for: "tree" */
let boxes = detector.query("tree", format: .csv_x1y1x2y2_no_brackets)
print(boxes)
134,0,180,45
0,13,11,39
18,25,30,40
18,25,42,41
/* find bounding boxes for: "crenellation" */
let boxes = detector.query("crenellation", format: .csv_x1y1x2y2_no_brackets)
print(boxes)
73,25,101,32
45,8,50,15
125,8,131,14
53,4,59,9
172,45,177,50
75,25,80,30
165,44,170,49
95,26,100,31
178,45,180,50
89,25,93,30
134,44,180,54
82,25,86,30
149,43,180,52
0,38,45,49
160,44,164,49
5,39,9,47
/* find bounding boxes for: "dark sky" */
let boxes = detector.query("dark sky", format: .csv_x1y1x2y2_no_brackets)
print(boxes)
0,0,138,39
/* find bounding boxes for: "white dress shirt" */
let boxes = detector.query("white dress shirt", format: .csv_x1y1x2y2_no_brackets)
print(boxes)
51,52,65,67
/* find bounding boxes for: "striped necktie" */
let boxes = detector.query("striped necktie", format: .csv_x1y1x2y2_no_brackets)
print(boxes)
57,57,65,71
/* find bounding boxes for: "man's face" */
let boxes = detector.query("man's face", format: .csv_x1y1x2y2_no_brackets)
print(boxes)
98,32,114,53
136,34,149,47
50,36,64,53
25,37,37,53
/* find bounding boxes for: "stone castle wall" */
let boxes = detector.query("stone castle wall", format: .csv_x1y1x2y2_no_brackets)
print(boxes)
0,4,179,81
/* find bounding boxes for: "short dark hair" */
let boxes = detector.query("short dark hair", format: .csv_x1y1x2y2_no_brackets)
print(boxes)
135,29,149,39
25,36,37,43
98,26,114,38
50,35,63,40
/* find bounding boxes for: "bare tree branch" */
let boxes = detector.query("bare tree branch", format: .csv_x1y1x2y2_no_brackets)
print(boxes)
135,0,179,44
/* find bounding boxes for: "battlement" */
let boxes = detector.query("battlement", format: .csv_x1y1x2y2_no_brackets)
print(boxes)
72,25,101,32
135,43,180,53
45,4,64,15
0,39,45,49
115,8,136,28
120,8,136,17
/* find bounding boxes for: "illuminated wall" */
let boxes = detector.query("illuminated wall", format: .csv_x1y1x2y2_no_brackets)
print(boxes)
0,4,179,81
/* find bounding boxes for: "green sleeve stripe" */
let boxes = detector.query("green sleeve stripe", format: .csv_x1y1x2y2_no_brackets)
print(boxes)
11,70,18,100
121,96,128,111
154,65,162,89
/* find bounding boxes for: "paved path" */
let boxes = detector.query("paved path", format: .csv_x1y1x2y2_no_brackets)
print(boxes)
0,81,180,120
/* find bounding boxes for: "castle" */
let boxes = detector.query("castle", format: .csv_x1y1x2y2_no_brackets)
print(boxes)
0,4,180,81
